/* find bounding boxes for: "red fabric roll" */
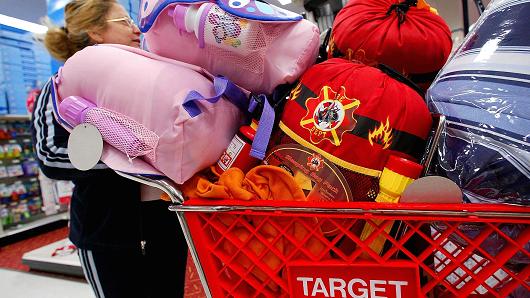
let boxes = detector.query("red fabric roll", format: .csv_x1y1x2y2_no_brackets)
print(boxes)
268,58,433,201
329,0,452,87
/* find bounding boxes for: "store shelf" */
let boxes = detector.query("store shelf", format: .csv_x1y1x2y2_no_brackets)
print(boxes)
0,137,32,142
22,238,83,277
0,212,68,239
0,115,31,121
0,175,38,183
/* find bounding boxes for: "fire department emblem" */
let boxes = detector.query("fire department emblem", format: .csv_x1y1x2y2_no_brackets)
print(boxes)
300,86,359,146
307,153,324,172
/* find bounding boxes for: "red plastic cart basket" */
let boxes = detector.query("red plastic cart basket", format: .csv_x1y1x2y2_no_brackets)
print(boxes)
167,199,529,298
115,114,528,297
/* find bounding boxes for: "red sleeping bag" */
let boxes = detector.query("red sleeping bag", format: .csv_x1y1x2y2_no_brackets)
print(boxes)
329,0,452,89
265,58,432,202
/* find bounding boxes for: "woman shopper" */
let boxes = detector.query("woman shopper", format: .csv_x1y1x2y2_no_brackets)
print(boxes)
31,1,188,297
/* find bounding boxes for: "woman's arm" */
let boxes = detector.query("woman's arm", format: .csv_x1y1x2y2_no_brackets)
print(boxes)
31,78,108,180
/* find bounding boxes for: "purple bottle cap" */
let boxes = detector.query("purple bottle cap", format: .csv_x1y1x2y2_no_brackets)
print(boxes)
59,96,97,126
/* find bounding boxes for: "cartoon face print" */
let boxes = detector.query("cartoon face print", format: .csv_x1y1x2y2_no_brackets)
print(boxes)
228,0,251,9
209,8,242,44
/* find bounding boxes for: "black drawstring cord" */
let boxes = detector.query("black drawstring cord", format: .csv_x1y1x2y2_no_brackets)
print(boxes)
386,0,418,26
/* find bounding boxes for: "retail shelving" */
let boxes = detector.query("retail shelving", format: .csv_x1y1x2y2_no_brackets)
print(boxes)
0,211,68,239
0,115,71,239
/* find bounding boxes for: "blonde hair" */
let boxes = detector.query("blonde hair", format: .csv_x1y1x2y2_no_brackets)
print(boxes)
43,0,118,62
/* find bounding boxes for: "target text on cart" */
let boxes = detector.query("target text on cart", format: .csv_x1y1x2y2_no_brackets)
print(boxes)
287,262,421,298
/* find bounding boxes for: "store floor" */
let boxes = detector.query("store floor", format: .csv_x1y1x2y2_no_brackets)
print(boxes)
0,226,69,271
0,223,205,297
0,268,93,298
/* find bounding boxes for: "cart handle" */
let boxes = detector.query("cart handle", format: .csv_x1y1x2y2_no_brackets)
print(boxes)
114,171,185,204
169,203,530,219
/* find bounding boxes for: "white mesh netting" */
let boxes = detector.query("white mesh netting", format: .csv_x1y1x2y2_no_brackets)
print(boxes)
84,108,159,162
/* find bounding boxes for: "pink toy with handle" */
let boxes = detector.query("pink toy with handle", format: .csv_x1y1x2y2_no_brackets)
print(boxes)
140,0,320,94
52,44,247,183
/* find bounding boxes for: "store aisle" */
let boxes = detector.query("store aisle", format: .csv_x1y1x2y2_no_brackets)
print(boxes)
0,269,93,298
0,226,68,271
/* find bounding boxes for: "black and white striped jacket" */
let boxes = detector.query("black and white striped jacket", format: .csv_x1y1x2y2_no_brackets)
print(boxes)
31,78,143,251
31,78,108,180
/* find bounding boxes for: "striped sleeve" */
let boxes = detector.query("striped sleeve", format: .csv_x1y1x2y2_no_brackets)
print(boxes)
31,78,108,180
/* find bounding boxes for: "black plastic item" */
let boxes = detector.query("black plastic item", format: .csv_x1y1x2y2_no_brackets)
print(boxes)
247,83,294,123
474,0,486,14
248,93,265,122
463,0,470,35
463,0,485,35
271,83,296,122
376,64,425,98
316,28,332,64
303,0,328,12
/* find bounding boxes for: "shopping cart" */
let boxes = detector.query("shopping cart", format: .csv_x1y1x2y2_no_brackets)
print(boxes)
117,170,530,298
114,113,529,298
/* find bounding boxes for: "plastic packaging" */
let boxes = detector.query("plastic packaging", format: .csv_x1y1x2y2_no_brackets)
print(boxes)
141,0,320,94
427,2,530,288
427,0,530,206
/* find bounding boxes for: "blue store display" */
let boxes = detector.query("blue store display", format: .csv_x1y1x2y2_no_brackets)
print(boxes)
0,25,52,115
0,0,140,116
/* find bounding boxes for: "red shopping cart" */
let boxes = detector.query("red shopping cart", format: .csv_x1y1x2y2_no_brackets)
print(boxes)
117,172,530,298
114,113,529,298
171,199,529,298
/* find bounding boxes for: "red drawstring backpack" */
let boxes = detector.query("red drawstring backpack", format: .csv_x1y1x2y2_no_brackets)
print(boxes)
265,58,432,202
329,0,452,90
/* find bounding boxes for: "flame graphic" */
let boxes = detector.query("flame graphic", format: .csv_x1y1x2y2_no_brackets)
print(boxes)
368,117,393,149
289,83,302,101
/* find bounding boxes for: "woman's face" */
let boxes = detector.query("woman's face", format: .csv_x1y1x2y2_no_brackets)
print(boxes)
96,3,141,48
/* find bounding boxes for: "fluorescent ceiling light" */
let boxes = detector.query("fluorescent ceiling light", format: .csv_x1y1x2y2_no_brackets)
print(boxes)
0,14,48,34
277,0,292,5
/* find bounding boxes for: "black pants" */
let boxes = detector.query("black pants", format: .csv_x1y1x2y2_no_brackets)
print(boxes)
78,200,188,298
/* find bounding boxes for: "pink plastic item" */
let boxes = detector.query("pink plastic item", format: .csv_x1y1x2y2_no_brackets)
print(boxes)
60,96,159,162
53,44,244,183
141,1,320,94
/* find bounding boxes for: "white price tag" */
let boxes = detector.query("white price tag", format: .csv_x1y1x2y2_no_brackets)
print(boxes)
67,124,103,171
